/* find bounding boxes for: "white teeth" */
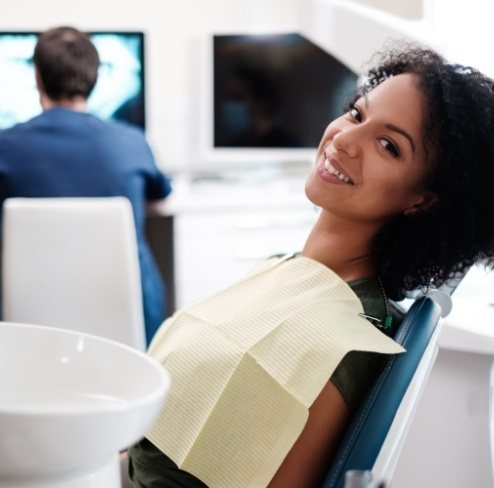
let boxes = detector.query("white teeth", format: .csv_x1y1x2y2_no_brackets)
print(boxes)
324,158,352,184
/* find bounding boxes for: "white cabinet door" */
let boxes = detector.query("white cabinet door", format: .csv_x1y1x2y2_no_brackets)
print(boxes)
175,207,318,307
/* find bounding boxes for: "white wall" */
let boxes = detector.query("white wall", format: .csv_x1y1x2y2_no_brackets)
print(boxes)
427,0,494,77
0,0,300,173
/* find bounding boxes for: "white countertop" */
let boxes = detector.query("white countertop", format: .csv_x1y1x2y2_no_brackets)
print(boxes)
160,168,314,215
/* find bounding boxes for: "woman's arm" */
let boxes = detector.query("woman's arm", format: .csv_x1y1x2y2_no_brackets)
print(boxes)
268,380,350,488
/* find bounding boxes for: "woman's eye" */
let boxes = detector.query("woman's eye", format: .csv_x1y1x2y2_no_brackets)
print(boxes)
348,106,362,122
379,138,400,158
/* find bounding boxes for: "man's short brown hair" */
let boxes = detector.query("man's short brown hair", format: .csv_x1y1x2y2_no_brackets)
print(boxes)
33,26,99,101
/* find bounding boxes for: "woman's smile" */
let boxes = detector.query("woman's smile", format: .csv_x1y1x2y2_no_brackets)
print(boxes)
321,154,354,185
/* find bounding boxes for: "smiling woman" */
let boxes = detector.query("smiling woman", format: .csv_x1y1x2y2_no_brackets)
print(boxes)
304,73,435,279
128,43,494,488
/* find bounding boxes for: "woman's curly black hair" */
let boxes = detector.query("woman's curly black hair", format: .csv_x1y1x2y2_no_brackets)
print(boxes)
360,43,494,299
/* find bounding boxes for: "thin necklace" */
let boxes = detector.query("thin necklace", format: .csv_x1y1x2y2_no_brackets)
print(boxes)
377,275,393,329
359,276,393,330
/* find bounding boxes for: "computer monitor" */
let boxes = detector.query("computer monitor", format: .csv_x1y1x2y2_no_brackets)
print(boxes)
202,32,358,167
0,31,145,130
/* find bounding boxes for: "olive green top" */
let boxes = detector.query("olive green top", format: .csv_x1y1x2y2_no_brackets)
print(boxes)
331,275,392,413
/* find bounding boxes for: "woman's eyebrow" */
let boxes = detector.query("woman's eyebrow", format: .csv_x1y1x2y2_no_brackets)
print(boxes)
385,124,416,153
362,94,416,153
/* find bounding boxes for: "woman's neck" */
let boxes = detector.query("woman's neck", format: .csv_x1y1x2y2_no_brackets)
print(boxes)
301,210,379,281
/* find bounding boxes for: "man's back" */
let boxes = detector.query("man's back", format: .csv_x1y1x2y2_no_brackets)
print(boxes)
0,108,172,343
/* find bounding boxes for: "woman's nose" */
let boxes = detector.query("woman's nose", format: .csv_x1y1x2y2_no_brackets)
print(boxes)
332,126,361,159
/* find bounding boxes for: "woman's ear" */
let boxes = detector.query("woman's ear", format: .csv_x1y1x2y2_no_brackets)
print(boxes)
404,191,438,216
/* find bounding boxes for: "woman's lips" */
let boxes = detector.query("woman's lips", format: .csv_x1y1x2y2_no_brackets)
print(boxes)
321,155,354,185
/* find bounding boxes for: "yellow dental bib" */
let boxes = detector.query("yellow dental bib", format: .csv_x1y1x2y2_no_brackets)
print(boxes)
146,255,404,487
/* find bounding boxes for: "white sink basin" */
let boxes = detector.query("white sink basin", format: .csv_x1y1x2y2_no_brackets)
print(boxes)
0,322,170,487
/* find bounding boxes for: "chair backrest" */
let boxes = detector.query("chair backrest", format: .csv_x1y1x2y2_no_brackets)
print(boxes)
2,197,146,350
322,296,443,488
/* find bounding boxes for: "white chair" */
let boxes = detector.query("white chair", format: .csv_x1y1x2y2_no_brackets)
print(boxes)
1,197,146,351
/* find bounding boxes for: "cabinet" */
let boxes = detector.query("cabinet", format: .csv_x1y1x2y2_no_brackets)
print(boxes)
170,178,318,307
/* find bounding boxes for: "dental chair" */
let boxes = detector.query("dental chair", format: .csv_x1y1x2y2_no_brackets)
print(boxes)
322,295,445,488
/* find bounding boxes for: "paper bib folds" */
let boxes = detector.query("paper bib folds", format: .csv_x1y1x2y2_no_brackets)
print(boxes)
147,255,404,487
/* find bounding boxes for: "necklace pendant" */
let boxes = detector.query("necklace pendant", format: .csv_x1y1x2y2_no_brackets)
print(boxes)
383,314,393,329
358,312,393,330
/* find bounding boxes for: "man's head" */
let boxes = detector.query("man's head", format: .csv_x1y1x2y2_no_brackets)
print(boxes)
33,26,99,107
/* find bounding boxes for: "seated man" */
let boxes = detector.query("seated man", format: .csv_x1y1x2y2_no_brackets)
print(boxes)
0,26,172,344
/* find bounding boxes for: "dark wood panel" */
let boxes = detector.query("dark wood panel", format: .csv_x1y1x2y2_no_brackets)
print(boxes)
145,213,176,317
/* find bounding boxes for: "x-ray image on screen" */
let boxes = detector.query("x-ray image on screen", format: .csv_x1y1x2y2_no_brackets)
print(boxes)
0,32,145,130
89,33,144,128
0,34,39,129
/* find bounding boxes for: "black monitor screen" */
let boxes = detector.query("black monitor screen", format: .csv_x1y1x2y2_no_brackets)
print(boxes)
214,33,358,149
0,31,145,130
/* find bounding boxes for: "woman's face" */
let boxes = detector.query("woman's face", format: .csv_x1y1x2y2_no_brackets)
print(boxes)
305,73,433,228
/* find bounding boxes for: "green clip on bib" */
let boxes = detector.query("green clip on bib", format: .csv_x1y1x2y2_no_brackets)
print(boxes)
147,255,404,487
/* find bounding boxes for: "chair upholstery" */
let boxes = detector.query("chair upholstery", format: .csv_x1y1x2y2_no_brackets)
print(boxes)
322,296,442,488
2,197,146,350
